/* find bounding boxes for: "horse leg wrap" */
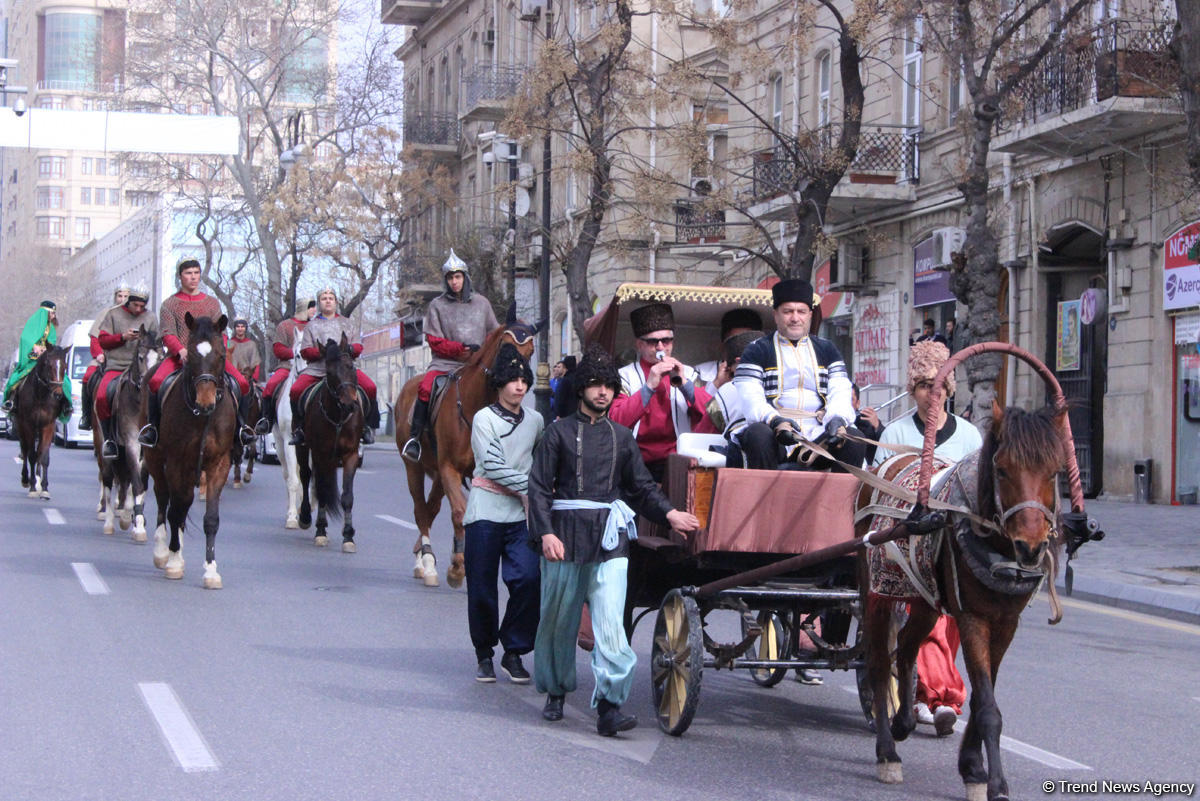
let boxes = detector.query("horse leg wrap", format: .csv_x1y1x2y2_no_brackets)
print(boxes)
419,535,434,556
452,538,465,556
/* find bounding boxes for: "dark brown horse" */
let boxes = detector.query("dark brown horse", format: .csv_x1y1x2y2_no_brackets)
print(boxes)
231,366,260,488
394,314,540,587
14,347,70,499
296,334,363,552
144,314,236,589
92,326,158,540
863,401,1067,801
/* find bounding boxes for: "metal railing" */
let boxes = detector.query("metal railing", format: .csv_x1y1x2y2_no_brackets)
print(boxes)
1002,18,1177,127
465,64,524,108
674,200,726,242
750,124,919,201
403,111,460,147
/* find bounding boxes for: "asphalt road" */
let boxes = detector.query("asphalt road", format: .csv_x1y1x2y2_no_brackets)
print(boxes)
1,440,1196,801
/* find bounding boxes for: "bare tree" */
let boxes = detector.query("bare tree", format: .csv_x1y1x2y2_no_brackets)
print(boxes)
1173,0,1200,188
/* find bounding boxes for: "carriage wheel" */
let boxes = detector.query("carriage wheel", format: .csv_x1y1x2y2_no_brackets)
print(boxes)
855,602,905,722
744,610,789,688
650,589,703,736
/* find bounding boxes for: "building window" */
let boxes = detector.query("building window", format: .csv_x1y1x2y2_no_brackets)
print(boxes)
130,161,154,178
80,187,92,204
109,188,120,206
818,52,831,127
37,157,66,178
108,160,120,176
43,11,102,91
902,20,923,128
770,74,784,133
81,157,93,175
96,158,107,175
126,191,154,207
37,95,66,110
36,187,64,209
75,218,91,239
949,66,964,120
36,217,66,239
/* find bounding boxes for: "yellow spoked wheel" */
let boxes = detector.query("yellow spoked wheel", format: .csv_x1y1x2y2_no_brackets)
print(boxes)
650,589,704,736
746,610,789,687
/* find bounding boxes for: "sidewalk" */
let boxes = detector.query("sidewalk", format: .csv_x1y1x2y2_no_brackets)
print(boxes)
1056,499,1200,623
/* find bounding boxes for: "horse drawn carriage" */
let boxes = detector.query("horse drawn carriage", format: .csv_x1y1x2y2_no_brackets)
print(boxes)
586,282,877,735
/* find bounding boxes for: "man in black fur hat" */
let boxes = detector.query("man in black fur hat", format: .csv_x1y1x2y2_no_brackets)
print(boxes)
463,343,544,685
530,345,699,735
735,278,866,470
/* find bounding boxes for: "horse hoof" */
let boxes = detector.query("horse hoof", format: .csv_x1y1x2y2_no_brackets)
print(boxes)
285,519,300,530
314,535,328,547
153,554,168,569
203,575,223,589
342,540,356,554
132,530,147,544
243,476,251,485
39,491,50,500
96,510,106,521
446,568,465,589
27,490,37,498
165,566,184,580
964,783,987,801
423,571,440,587
233,481,242,489
877,762,902,784
119,517,131,531
413,566,425,579
103,524,114,535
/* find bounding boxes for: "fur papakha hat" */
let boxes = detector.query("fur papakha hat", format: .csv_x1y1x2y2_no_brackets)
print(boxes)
630,303,675,338
574,344,622,395
489,342,534,390
907,340,955,396
720,307,764,340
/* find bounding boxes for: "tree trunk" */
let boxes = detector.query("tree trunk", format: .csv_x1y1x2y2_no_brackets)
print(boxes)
1174,0,1200,189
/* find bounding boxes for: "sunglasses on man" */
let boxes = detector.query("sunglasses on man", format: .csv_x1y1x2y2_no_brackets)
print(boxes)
639,336,674,346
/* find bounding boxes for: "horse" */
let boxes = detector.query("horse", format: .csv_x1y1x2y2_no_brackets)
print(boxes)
143,313,236,589
14,347,70,499
231,366,260,488
273,337,304,529
393,311,540,587
91,326,159,540
295,334,363,552
862,401,1067,801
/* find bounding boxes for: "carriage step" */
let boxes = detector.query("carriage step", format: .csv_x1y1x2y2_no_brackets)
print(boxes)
711,586,860,603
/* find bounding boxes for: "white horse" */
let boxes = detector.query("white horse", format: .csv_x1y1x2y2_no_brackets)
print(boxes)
273,337,303,529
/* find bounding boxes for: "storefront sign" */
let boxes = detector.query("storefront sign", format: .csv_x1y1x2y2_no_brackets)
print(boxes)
1056,300,1081,371
913,236,954,308
1163,222,1200,310
1175,312,1200,345
853,302,890,385
1079,288,1105,325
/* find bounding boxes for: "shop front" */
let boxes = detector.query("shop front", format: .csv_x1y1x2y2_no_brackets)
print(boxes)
1164,221,1200,504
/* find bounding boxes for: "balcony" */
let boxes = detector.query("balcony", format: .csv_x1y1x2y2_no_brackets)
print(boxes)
746,125,919,222
674,200,726,245
463,64,523,121
403,111,459,158
381,0,443,26
994,19,1181,156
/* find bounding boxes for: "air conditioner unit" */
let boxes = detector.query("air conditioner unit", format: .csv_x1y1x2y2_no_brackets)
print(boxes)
484,29,496,46
932,226,965,269
831,240,863,289
520,0,545,20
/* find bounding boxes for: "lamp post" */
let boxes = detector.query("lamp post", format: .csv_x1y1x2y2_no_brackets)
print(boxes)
532,0,553,419
279,111,306,319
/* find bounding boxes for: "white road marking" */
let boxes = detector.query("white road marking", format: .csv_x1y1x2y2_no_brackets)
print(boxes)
356,468,375,474
138,682,219,772
71,562,110,595
44,508,65,525
511,688,662,765
376,514,418,530
839,686,1090,770
1046,596,1200,637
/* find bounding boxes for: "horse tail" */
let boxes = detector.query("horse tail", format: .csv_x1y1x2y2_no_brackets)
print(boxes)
314,463,343,519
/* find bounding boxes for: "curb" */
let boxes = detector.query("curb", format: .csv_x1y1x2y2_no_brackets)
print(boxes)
1056,572,1200,625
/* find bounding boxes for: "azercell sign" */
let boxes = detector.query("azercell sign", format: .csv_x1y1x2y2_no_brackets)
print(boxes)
1163,222,1200,310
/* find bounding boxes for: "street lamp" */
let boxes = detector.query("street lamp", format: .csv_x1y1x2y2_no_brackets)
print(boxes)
279,111,307,320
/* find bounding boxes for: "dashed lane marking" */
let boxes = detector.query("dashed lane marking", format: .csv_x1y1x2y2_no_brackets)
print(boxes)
44,508,65,525
510,687,662,765
376,514,418,530
839,686,1090,770
138,682,219,772
71,562,110,595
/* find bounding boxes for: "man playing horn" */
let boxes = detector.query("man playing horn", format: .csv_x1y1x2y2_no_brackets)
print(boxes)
79,283,131,432
402,248,499,463
735,278,865,471
257,297,316,435
93,285,158,460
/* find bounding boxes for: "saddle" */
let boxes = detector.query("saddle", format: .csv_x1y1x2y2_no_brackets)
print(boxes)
299,379,367,422
427,373,452,428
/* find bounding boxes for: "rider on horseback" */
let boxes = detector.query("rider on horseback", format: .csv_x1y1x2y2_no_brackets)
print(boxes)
402,249,499,463
256,296,316,435
227,319,261,382
287,288,379,446
138,258,255,448
94,285,158,461
79,284,130,432
2,300,69,417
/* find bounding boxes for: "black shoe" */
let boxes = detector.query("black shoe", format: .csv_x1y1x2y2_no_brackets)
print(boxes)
137,424,158,448
239,426,257,447
253,418,271,436
596,699,637,736
101,440,118,461
289,429,305,446
542,695,564,721
79,416,92,431
795,669,823,685
401,437,421,463
475,658,496,683
361,427,375,445
500,652,530,684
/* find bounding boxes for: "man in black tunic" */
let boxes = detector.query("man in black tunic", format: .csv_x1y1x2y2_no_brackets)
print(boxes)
529,345,699,735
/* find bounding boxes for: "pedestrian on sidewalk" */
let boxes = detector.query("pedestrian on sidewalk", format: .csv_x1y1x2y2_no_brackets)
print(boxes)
529,345,699,736
463,343,544,685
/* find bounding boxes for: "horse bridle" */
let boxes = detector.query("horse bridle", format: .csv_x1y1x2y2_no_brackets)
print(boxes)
34,355,65,392
991,454,1061,535
318,376,360,429
184,345,226,417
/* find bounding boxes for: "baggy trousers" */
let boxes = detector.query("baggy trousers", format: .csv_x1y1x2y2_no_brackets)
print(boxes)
534,556,636,708
464,519,541,661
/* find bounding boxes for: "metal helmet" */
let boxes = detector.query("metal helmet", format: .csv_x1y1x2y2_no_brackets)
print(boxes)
127,284,151,304
442,249,467,276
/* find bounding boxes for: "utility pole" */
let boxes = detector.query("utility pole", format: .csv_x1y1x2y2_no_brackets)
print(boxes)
534,0,553,419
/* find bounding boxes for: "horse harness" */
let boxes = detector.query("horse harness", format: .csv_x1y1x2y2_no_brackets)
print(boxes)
299,376,363,434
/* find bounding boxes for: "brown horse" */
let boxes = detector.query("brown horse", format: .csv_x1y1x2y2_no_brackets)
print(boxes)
231,366,260,488
14,347,70,499
296,334,363,552
394,313,540,587
862,401,1067,801
144,313,236,589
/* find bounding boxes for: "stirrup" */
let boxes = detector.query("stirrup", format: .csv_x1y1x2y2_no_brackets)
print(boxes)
401,437,421,462
137,424,158,447
101,440,119,461
253,417,271,436
361,428,376,445
239,426,257,446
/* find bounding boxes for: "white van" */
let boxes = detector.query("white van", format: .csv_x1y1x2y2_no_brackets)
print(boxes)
55,320,95,448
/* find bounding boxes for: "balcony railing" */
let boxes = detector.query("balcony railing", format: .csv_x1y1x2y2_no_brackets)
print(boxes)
675,200,726,243
465,64,524,108
403,111,460,147
750,124,919,201
1002,19,1177,127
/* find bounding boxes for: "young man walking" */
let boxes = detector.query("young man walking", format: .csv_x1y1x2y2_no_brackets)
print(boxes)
529,345,699,736
463,343,544,684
